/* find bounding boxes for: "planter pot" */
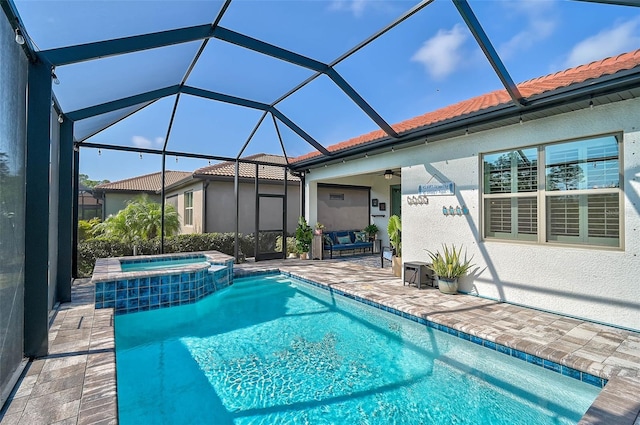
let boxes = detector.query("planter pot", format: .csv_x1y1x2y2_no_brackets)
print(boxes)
314,229,323,235
299,252,309,260
391,256,402,277
437,277,458,294
288,253,298,259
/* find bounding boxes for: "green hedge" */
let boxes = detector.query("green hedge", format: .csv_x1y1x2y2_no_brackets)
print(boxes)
77,233,256,278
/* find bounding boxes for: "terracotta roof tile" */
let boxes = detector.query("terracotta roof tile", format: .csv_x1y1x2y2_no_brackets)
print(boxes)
94,171,192,192
194,153,299,182
293,48,640,163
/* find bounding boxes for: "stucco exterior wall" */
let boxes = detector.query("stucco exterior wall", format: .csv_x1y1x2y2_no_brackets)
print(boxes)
307,97,640,331
172,181,204,234
204,181,300,235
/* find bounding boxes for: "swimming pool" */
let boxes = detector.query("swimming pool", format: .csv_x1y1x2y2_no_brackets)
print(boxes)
115,274,600,424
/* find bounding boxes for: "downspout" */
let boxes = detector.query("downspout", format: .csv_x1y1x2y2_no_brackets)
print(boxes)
202,180,209,233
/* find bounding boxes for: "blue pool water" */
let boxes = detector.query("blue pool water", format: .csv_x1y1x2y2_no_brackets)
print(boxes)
119,256,208,272
115,274,600,424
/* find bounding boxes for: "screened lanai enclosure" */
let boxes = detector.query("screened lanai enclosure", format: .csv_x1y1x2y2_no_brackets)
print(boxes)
2,0,640,411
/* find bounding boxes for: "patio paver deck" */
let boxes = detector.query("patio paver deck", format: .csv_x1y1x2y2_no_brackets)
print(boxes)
1,257,639,424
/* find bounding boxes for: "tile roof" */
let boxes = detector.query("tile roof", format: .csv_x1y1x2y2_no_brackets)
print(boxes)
194,153,299,182
94,171,192,192
293,49,640,163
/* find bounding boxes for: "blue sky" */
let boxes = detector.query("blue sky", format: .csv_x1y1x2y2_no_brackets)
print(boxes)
14,0,640,182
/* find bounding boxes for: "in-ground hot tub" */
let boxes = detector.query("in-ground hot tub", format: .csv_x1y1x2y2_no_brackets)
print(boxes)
91,251,235,315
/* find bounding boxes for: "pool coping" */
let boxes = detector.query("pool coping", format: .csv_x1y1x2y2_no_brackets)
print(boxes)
2,259,639,425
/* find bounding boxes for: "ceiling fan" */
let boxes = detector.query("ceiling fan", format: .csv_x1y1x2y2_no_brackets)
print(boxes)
380,169,400,180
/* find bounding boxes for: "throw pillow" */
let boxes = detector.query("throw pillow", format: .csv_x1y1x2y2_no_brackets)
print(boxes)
337,235,352,244
355,232,367,242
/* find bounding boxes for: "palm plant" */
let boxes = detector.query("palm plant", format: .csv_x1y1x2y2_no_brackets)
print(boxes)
387,215,401,257
93,195,180,244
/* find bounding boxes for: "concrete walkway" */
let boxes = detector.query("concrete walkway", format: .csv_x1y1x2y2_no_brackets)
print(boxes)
1,257,639,424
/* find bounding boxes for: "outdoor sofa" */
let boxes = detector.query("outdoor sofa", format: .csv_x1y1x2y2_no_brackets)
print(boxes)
323,230,373,259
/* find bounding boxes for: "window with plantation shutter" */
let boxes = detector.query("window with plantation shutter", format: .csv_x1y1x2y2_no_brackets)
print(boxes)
482,134,621,248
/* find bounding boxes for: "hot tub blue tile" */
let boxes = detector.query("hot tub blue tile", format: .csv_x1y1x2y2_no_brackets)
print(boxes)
171,275,180,284
582,373,604,388
139,296,150,308
512,349,527,361
470,335,483,346
128,280,138,290
527,354,543,366
139,277,150,288
447,327,458,337
150,295,160,306
96,302,103,309
117,280,128,291
497,345,511,355
460,332,471,341
161,275,170,285
116,290,127,301
128,298,139,308
160,293,170,304
139,286,150,297
483,340,496,350
543,359,561,373
104,291,115,302
180,281,189,291
105,281,115,292
104,300,115,309
150,276,160,286
171,292,180,303
561,365,581,380
116,300,127,310
170,283,180,293
127,288,138,298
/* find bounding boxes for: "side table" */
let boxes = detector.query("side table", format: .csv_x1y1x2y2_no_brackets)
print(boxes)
403,261,435,289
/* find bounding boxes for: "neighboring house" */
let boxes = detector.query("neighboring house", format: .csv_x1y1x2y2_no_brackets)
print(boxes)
165,154,301,235
295,49,640,332
77,183,102,220
93,171,191,219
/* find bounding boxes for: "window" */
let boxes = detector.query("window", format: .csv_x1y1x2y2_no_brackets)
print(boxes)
184,191,193,226
482,135,621,248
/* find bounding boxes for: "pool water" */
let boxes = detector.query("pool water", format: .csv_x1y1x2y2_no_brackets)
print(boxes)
119,256,209,272
115,274,600,424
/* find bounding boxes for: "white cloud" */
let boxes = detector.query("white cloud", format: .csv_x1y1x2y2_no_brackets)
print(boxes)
329,0,369,17
564,17,640,68
498,1,557,59
411,24,468,80
132,136,164,148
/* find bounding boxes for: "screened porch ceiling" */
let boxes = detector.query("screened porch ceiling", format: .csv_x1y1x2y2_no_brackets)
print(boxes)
5,0,640,171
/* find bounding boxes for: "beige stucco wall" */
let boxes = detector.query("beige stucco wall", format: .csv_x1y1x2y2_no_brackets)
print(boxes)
317,185,369,231
204,181,300,234
307,97,640,331
102,192,160,218
171,181,204,234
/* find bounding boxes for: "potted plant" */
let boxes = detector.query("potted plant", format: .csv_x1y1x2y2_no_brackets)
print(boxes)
314,222,325,235
364,223,379,242
426,244,475,294
387,215,402,277
295,216,313,259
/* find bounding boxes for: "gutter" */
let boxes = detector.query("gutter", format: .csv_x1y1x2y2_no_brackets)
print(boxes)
290,68,640,170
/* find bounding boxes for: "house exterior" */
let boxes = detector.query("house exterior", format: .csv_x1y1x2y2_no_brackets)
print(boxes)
165,154,301,235
92,171,191,219
294,50,640,332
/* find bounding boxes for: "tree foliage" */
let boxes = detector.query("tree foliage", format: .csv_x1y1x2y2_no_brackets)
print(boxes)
92,195,180,244
79,173,110,189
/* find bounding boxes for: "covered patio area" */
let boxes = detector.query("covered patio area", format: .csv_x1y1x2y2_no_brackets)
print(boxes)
1,259,639,425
